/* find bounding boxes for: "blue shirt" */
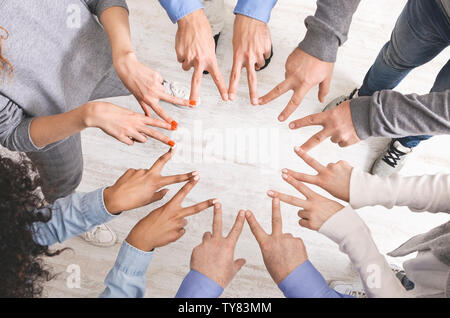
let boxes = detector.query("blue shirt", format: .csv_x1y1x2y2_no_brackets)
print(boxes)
158,0,278,24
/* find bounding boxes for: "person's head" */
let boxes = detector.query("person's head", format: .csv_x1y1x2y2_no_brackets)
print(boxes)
0,154,61,297
0,26,13,78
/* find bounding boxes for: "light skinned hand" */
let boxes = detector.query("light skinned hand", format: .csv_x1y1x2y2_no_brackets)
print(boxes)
103,148,197,214
83,101,175,146
228,14,272,105
114,52,190,123
190,204,246,288
259,47,334,121
126,176,215,252
245,199,308,285
282,148,353,202
289,100,360,152
268,173,344,231
176,9,228,104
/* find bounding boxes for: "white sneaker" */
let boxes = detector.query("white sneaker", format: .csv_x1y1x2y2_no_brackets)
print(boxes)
163,80,200,108
323,88,359,112
329,281,367,298
371,140,412,177
81,224,117,247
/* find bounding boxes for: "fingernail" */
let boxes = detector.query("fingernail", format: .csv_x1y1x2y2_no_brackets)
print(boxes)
212,198,219,205
245,211,252,217
289,122,295,129
278,115,284,122
282,168,288,173
168,140,175,147
252,98,258,105
282,173,288,179
294,146,300,152
193,175,200,181
229,93,235,101
192,171,199,176
171,120,178,130
239,210,245,217
223,93,229,101
189,100,197,106
267,190,274,197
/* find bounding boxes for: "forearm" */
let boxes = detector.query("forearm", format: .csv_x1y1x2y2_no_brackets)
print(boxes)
319,206,410,298
99,6,134,61
298,0,360,62
351,90,450,140
29,106,88,148
350,169,450,213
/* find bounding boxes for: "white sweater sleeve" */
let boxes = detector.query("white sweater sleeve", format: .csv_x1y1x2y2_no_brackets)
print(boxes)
349,169,450,213
319,206,410,298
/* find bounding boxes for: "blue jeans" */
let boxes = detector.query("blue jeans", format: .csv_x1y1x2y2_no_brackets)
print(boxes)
358,0,450,148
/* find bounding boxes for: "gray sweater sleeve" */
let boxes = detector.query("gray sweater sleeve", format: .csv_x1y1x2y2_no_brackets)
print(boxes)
350,90,450,140
298,0,361,62
82,0,129,17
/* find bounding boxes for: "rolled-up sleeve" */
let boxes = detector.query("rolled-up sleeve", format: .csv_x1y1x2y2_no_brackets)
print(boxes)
234,0,278,23
82,0,129,17
159,0,203,23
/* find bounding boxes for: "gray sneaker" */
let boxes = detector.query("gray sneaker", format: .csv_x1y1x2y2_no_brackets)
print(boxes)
329,281,367,298
323,88,359,112
371,140,412,177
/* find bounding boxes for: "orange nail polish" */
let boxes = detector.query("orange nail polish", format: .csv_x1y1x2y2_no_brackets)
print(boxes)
189,100,197,106
171,120,178,130
168,140,175,147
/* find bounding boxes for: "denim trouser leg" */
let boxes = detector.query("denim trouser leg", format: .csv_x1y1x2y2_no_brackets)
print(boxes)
358,0,450,148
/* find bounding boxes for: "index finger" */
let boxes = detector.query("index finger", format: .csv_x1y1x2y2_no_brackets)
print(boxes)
226,210,246,245
245,210,268,244
140,100,173,124
170,176,200,204
271,198,282,236
159,91,190,107
150,148,173,172
294,147,325,172
278,85,310,122
228,58,243,101
212,202,223,237
179,198,215,218
299,128,331,153
288,112,326,130
258,79,291,105
209,61,228,101
246,63,258,105
189,65,204,104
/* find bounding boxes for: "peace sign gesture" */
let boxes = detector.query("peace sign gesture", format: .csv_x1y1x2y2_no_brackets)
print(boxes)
245,199,308,284
125,176,216,252
189,203,247,288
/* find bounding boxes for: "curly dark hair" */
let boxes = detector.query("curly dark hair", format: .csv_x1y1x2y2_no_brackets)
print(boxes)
0,154,63,297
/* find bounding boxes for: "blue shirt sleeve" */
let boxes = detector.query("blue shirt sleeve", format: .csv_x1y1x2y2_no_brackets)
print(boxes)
32,188,116,246
175,270,224,298
234,0,278,23
159,0,204,23
278,260,353,298
100,240,154,298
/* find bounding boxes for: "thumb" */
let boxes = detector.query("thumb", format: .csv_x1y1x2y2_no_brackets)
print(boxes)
318,77,331,103
149,188,170,203
233,258,246,274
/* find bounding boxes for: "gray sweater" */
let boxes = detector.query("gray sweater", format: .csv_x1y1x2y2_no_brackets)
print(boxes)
0,0,130,153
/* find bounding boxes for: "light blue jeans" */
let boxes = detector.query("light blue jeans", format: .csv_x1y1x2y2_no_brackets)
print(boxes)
358,0,450,148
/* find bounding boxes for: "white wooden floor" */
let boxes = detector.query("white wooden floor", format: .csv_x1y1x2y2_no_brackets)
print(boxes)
17,0,450,297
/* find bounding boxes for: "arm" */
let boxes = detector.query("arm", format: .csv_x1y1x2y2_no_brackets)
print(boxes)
299,0,361,62
351,90,450,140
32,188,116,246
319,206,410,298
234,0,278,24
350,169,450,213
100,240,154,298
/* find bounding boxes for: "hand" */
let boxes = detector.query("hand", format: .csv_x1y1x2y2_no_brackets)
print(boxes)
282,148,353,202
113,52,190,123
103,148,197,214
126,176,215,252
289,100,360,152
259,48,334,121
83,101,174,146
176,9,228,103
190,203,246,288
228,14,272,105
268,172,344,231
245,199,308,284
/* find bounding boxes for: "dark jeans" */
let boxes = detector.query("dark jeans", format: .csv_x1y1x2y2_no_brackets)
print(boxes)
358,0,450,148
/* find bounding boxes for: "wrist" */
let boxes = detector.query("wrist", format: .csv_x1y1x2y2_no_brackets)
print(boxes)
125,231,154,253
177,9,203,28
103,186,122,215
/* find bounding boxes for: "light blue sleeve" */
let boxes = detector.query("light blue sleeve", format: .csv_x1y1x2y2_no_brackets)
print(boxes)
158,0,204,23
234,0,278,23
278,260,352,298
175,270,224,298
32,188,116,246
100,240,154,298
